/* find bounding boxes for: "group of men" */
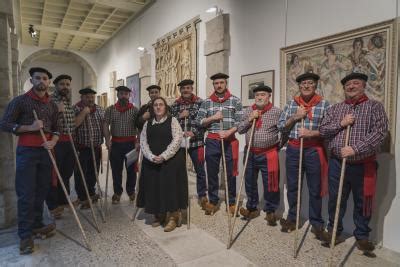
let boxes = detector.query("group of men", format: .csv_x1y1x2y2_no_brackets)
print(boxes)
0,66,388,257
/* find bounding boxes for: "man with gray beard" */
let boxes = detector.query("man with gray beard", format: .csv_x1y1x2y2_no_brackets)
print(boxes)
237,85,282,225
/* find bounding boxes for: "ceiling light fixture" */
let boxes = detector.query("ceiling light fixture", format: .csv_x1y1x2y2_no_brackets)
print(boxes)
206,5,222,15
137,46,145,51
28,24,37,38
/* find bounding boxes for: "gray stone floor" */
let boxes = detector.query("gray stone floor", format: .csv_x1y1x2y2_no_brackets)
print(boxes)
1,154,400,267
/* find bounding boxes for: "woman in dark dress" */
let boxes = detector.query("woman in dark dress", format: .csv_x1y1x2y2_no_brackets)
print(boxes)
137,96,188,232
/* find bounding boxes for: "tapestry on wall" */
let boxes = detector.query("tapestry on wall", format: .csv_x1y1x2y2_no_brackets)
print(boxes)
154,17,200,103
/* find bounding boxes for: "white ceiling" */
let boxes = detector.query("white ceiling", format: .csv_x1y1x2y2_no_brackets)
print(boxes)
19,0,153,53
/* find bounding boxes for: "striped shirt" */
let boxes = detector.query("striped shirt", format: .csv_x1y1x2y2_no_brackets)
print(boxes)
170,96,205,148
104,104,138,137
238,106,282,149
196,95,243,133
0,92,59,135
73,104,105,147
51,90,75,135
278,99,330,139
320,99,388,162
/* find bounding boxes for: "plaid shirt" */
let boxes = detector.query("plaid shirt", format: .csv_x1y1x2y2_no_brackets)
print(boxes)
238,106,282,148
278,99,330,139
320,100,388,162
196,94,243,133
73,104,105,147
104,104,138,137
0,92,59,135
51,90,74,135
170,96,205,148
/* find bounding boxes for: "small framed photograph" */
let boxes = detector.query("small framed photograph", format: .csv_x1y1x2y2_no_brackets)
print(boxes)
241,70,274,106
116,79,124,86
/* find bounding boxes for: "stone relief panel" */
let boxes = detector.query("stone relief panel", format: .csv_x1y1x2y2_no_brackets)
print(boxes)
154,17,200,103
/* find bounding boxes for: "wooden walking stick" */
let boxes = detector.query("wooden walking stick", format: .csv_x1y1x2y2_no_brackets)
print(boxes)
228,119,256,249
184,117,191,229
131,150,143,222
219,108,232,240
86,117,106,223
33,110,91,251
62,113,100,233
104,149,111,216
293,118,305,258
328,125,351,266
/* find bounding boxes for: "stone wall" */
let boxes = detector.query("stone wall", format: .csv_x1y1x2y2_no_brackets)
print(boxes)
0,0,18,229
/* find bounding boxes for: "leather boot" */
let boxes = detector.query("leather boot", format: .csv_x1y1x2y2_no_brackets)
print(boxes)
164,211,182,232
198,196,208,210
20,237,34,255
204,202,219,215
356,239,375,252
152,213,166,227
265,212,277,226
280,218,296,233
239,207,260,219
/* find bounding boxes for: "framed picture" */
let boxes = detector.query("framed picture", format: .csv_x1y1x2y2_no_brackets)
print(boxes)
241,70,274,106
116,79,124,86
126,73,140,107
280,19,398,150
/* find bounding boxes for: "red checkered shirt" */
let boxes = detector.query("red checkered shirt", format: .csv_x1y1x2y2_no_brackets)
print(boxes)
238,106,282,148
320,99,388,162
104,104,138,137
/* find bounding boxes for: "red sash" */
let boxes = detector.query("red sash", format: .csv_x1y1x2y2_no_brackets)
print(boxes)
18,133,51,147
112,136,137,143
349,155,377,216
58,134,70,142
288,139,328,196
207,133,239,176
250,145,279,192
197,146,205,164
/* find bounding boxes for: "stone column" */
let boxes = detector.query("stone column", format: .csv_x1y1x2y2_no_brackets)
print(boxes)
204,14,230,96
139,52,152,105
11,32,19,96
0,11,17,229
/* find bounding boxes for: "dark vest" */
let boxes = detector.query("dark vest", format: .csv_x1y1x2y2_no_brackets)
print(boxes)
147,116,173,155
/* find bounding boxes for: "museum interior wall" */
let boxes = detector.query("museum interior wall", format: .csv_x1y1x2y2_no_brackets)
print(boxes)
11,0,400,253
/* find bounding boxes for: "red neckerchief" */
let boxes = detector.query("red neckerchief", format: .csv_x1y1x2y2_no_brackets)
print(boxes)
76,101,96,113
251,102,273,129
210,89,232,103
115,101,133,112
26,89,50,103
176,94,199,105
293,94,322,120
344,94,369,106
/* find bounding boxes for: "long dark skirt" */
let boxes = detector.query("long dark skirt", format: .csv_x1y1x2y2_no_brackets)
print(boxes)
137,148,188,215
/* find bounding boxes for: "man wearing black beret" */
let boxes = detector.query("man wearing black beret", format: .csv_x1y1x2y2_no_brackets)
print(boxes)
171,79,207,208
237,84,282,225
196,73,243,215
103,86,139,204
0,67,59,254
73,87,105,209
320,72,388,253
278,71,330,239
45,74,75,219
135,85,161,131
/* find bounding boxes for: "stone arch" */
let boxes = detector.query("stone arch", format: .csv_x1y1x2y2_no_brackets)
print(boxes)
20,49,97,92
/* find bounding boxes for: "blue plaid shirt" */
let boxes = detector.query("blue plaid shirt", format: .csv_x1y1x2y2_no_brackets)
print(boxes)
278,98,330,139
196,95,243,133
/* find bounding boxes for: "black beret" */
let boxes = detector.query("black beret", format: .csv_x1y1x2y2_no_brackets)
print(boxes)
79,87,97,95
253,84,272,93
53,74,72,85
340,72,368,85
146,85,161,91
115,86,131,92
178,79,194,87
210,73,229,80
29,67,52,79
295,72,320,83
